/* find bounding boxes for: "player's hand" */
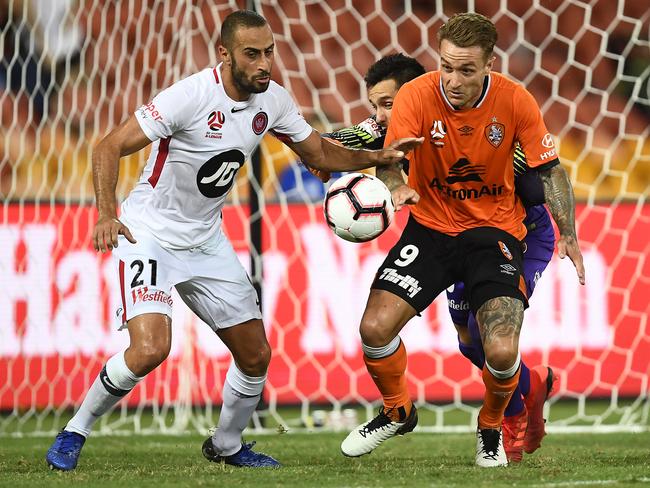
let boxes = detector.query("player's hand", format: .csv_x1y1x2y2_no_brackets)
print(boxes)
304,163,331,183
557,234,585,285
373,137,424,165
93,216,136,252
391,184,419,211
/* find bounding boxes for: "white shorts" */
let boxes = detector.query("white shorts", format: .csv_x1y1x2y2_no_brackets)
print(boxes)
112,229,262,331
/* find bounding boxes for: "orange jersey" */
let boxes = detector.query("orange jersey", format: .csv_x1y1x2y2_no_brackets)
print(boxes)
385,71,557,240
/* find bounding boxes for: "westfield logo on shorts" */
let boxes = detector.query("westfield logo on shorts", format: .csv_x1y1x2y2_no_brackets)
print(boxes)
131,286,173,306
447,298,469,311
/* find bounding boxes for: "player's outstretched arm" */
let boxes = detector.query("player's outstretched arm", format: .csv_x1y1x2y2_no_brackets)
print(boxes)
92,115,151,252
376,163,419,211
301,117,387,182
288,130,423,173
539,163,585,285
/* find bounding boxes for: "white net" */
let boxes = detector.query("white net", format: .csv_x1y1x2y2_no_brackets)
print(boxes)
1,0,649,436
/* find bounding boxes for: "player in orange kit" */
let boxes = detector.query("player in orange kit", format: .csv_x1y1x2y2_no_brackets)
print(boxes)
341,13,585,467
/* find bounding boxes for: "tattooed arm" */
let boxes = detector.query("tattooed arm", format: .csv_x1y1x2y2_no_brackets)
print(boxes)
376,163,419,211
539,163,586,285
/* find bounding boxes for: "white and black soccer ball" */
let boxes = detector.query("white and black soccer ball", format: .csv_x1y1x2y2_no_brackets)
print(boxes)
323,173,394,242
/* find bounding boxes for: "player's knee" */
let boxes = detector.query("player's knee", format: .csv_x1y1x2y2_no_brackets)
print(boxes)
129,342,170,375
484,341,518,371
359,311,396,347
235,342,271,377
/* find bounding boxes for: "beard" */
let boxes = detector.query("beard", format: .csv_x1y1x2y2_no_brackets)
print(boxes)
231,58,271,94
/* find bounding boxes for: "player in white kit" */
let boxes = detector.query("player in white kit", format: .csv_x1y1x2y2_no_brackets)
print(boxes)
46,10,422,471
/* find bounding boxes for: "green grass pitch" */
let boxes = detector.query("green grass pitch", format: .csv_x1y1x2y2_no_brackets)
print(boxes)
2,431,649,487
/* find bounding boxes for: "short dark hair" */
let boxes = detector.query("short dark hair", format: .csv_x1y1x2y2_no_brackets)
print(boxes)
364,53,426,89
220,10,267,49
437,13,497,59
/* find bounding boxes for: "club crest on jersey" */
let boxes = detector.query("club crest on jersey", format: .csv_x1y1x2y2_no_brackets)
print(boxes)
485,122,505,148
498,240,513,261
252,111,268,135
430,120,446,147
206,111,225,139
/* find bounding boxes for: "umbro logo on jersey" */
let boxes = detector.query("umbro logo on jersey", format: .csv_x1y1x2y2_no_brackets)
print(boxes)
206,111,225,139
457,125,474,135
445,158,486,184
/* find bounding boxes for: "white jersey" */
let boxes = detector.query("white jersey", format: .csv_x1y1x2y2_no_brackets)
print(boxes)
121,63,313,249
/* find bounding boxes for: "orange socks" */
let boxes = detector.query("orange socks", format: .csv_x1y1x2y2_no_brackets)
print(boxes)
478,365,521,429
363,341,412,421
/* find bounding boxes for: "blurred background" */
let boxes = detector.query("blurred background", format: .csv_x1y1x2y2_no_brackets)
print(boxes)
0,0,648,435
1,0,648,202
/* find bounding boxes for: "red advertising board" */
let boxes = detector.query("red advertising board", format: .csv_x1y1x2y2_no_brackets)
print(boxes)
1,202,648,409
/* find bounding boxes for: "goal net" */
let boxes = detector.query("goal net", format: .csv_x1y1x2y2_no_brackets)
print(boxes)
1,0,648,436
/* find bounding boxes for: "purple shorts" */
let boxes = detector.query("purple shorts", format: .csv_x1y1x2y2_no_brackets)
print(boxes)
446,205,555,325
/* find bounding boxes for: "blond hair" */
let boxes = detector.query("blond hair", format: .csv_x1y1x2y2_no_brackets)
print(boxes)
437,13,498,60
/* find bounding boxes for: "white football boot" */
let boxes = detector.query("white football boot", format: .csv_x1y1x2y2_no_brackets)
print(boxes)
475,426,508,467
341,405,418,457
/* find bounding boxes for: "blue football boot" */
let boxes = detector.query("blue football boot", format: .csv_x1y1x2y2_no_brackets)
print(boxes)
202,438,280,468
46,430,86,471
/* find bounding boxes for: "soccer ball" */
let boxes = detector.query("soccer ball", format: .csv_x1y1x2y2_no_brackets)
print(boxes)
323,173,394,242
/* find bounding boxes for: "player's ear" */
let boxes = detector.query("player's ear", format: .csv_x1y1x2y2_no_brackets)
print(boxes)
218,45,230,64
485,54,496,72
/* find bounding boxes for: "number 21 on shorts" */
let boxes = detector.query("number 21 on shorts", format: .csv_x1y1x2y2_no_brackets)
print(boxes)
129,259,158,288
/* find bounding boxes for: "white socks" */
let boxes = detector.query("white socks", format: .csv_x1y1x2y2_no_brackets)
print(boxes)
362,336,401,359
485,352,521,379
65,352,143,437
211,362,267,456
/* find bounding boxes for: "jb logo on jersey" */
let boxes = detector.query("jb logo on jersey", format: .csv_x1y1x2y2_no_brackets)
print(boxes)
196,149,246,198
430,120,446,147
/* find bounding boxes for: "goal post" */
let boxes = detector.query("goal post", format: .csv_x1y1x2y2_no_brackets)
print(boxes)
0,0,648,436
